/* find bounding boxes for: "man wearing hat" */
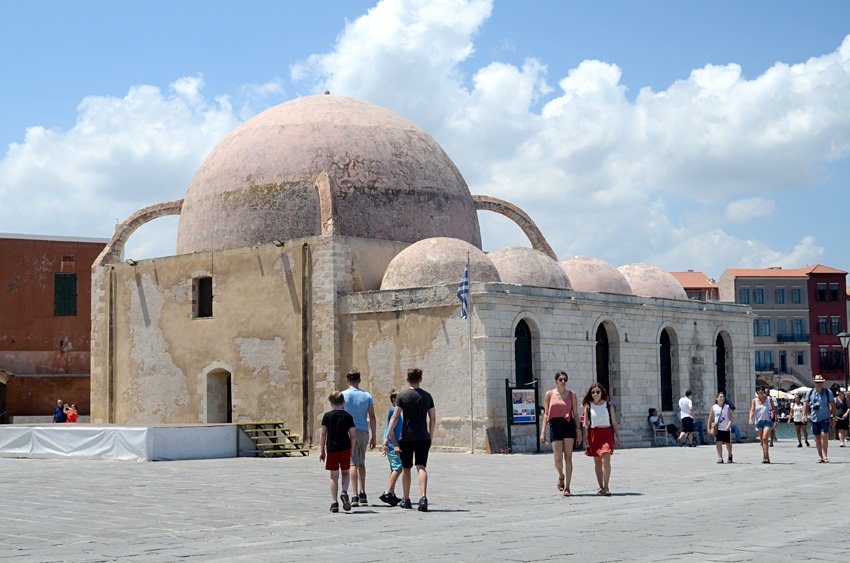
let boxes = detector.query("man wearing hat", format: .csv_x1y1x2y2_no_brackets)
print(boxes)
803,375,836,463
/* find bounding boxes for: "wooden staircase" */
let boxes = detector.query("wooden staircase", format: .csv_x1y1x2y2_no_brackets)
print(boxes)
237,422,310,457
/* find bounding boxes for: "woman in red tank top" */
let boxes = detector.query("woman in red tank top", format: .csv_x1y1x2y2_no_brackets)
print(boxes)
65,404,78,423
540,371,582,496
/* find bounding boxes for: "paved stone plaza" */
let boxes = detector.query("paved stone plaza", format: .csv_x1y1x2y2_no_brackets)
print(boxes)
1,440,848,562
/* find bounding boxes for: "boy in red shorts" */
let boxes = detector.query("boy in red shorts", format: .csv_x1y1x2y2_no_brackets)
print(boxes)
320,391,356,513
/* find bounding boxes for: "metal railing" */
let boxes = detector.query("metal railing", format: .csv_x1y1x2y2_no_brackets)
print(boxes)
776,334,809,343
755,363,775,372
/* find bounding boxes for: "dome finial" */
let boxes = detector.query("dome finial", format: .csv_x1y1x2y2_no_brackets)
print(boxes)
324,90,330,95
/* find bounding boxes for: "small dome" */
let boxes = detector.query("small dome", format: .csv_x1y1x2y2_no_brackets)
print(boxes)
176,95,481,254
617,264,687,300
488,247,571,289
559,256,632,294
381,237,500,290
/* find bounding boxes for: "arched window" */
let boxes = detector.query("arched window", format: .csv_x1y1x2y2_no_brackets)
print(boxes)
596,325,610,392
716,334,727,395
660,330,673,411
515,320,533,387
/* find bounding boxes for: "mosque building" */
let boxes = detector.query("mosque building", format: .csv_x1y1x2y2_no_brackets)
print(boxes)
89,94,754,451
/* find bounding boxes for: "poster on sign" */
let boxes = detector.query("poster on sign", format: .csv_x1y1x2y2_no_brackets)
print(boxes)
511,389,536,423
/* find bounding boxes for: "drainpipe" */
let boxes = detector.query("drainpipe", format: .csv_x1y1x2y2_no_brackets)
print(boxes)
107,267,116,423
301,242,311,446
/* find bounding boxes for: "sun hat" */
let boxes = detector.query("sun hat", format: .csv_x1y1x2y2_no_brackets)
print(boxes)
814,374,825,383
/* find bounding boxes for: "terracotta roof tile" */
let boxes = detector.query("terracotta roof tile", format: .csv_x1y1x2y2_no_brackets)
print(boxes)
670,271,717,288
724,264,848,278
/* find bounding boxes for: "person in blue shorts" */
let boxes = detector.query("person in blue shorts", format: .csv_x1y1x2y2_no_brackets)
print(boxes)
803,375,835,463
379,389,403,506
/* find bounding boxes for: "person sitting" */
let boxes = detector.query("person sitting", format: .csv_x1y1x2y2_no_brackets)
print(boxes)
648,408,678,437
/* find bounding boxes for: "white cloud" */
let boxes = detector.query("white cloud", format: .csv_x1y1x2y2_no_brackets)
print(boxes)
725,197,779,223
0,75,240,258
291,1,850,274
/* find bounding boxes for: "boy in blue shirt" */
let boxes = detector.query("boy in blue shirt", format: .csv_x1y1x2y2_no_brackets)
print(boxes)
320,391,356,513
379,389,403,506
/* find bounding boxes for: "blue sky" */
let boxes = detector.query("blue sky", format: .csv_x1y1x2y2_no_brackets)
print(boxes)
1,0,849,280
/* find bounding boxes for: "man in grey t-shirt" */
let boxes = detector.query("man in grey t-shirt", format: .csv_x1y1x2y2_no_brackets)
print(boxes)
803,375,835,463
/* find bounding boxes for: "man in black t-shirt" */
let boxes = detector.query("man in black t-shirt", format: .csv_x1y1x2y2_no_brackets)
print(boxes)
320,391,356,513
384,367,436,512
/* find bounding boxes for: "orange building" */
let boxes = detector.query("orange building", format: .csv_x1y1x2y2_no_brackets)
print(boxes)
0,233,107,422
670,270,718,301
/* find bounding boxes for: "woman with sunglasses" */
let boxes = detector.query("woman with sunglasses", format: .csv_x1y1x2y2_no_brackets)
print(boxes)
540,371,582,496
582,382,621,496
749,386,776,464
707,392,733,463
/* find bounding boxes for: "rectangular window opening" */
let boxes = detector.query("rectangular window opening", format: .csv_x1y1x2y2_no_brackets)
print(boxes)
194,276,213,318
54,273,77,316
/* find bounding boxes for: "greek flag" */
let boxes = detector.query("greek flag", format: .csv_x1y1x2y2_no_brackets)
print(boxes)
457,261,469,319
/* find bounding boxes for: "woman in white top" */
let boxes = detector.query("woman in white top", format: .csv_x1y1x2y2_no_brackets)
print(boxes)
582,383,621,496
787,394,810,447
749,386,776,464
707,392,733,464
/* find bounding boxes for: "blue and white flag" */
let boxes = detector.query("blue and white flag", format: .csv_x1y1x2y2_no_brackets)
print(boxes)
457,261,469,319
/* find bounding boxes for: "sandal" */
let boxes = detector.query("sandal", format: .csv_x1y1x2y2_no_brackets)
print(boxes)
603,488,612,496
816,458,824,463
823,458,830,463
563,488,571,497
557,475,565,491
597,488,605,496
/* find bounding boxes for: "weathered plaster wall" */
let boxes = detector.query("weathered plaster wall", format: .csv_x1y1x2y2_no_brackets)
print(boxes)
92,241,310,430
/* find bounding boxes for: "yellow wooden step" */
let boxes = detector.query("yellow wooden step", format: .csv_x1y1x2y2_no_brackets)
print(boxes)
237,421,288,426
241,428,292,433
256,441,303,446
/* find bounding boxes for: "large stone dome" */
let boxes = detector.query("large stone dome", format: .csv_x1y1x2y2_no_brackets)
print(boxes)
617,263,687,300
381,237,499,290
559,256,632,294
176,95,482,254
488,247,571,289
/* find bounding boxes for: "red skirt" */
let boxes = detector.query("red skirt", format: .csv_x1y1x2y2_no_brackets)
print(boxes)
585,426,615,457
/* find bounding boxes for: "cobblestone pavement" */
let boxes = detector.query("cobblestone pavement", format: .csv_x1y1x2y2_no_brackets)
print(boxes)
1,439,848,562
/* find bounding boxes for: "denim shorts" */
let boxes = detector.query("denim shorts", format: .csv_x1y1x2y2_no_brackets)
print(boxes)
811,419,831,435
756,420,773,431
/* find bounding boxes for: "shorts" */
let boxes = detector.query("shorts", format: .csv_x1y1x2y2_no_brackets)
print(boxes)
386,450,402,472
811,419,830,435
836,418,849,430
794,421,804,426
715,430,731,443
549,417,577,442
325,449,351,471
681,417,694,433
399,439,431,469
351,429,369,465
756,420,773,431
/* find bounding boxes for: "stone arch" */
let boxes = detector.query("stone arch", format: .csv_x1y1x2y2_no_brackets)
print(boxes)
713,329,734,402
591,317,622,410
94,199,184,267
473,195,556,260
198,361,234,423
510,312,542,388
657,324,680,413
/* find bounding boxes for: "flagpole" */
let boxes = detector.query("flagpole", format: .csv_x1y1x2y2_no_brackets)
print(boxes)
467,256,474,454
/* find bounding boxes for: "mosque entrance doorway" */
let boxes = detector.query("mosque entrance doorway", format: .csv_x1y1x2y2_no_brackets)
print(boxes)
596,326,610,393
206,369,232,423
660,330,673,411
716,334,727,394
0,382,6,424
515,320,533,387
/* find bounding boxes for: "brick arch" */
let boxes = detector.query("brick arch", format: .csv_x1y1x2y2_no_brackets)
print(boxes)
472,195,556,260
94,199,184,267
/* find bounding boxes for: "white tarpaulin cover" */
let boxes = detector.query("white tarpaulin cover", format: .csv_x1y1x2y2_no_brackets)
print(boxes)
0,425,238,462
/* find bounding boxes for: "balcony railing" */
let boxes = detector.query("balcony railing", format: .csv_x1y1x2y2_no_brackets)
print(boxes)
777,334,809,343
819,361,846,372
755,363,775,372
